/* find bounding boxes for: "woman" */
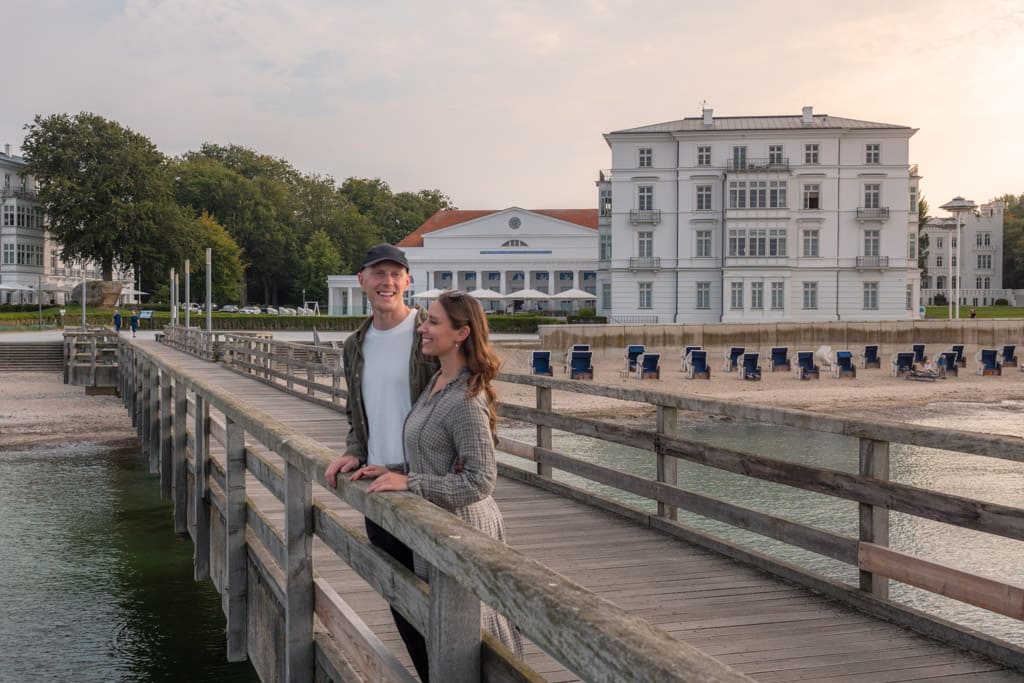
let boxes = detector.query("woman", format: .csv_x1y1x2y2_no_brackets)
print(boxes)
350,290,524,663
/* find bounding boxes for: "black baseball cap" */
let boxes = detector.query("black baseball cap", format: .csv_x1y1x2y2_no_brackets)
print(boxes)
360,243,409,271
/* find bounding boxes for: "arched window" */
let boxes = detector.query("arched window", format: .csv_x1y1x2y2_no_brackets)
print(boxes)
501,239,528,247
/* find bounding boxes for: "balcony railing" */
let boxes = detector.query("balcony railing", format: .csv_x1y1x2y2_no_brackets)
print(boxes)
596,169,612,183
726,158,790,172
628,256,661,271
856,255,890,269
1,187,38,201
599,206,612,217
856,207,890,220
628,209,661,225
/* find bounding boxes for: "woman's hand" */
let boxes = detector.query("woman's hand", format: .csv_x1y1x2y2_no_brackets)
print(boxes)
365,471,410,493
349,464,390,481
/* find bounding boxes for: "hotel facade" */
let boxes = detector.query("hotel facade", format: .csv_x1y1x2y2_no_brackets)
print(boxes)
597,107,923,323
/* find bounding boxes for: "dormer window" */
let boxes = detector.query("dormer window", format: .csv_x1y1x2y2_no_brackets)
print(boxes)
501,239,528,247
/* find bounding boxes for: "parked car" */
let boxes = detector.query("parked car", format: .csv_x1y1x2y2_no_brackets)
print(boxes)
279,306,296,316
239,305,261,314
220,304,239,313
260,306,279,315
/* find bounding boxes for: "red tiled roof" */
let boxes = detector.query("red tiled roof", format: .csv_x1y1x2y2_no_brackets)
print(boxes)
397,209,598,247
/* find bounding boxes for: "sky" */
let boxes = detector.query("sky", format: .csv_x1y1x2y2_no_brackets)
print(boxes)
5,0,1024,214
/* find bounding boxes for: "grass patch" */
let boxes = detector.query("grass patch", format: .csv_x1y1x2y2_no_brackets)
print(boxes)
924,305,1024,319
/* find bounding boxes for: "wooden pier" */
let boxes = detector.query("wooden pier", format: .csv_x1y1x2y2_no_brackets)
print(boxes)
101,327,1023,682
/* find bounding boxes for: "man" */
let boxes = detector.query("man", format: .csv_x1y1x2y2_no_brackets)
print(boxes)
325,243,438,681
112,309,122,333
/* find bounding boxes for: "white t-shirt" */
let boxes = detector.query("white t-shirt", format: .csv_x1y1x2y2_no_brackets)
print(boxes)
362,309,418,466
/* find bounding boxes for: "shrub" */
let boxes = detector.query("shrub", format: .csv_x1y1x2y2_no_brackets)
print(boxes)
485,315,561,333
576,307,596,317
933,293,947,306
994,298,1009,306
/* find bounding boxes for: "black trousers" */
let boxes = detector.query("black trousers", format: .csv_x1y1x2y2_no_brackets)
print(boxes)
365,518,430,682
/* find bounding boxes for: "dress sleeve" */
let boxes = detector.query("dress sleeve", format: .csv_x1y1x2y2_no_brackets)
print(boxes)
407,393,496,508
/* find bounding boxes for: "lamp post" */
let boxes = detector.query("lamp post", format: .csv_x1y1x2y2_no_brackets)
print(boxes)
940,196,976,319
941,218,956,319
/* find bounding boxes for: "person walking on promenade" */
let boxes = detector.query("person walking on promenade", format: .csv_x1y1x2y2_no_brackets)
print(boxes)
324,243,438,681
351,290,525,666
130,309,139,338
112,309,122,333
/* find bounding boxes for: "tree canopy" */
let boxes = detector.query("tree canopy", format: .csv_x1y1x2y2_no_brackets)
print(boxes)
22,112,192,281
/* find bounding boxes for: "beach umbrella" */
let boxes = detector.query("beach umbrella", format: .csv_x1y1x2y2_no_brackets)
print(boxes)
505,288,550,300
412,288,446,300
550,288,596,300
466,288,506,300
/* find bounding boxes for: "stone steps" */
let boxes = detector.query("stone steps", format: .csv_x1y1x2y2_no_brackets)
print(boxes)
0,342,65,371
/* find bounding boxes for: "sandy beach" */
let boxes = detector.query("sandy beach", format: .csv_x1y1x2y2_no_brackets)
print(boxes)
494,345,1024,423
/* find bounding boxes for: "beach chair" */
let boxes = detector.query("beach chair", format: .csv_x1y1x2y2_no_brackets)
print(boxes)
794,351,819,380
568,350,594,380
938,351,959,378
680,345,702,372
724,346,745,372
977,349,1001,376
769,347,791,372
832,350,856,378
686,350,711,379
892,352,916,376
531,351,553,376
1000,345,1017,367
563,344,590,373
636,353,661,379
912,344,926,365
951,344,967,368
860,345,881,369
738,352,761,381
625,344,646,373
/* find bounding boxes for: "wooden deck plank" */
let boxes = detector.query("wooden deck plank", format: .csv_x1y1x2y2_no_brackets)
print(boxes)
138,340,1024,683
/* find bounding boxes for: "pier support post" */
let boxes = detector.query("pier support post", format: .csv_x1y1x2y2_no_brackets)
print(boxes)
428,564,481,683
193,394,211,581
148,366,160,473
225,416,248,662
859,438,890,600
656,406,679,520
172,378,188,533
536,386,552,479
284,462,314,682
160,373,172,499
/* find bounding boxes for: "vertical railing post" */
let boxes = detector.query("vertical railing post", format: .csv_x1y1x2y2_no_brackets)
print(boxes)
160,373,173,499
139,360,149,442
172,378,188,533
332,364,342,405
536,386,552,479
225,416,248,662
286,345,294,390
148,366,160,473
858,437,890,599
193,394,211,581
306,365,314,397
428,564,481,683
284,462,314,681
656,405,679,520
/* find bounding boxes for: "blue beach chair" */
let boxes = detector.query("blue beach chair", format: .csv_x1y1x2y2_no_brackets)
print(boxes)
531,351,553,376
892,352,916,376
795,351,819,380
739,353,761,381
563,344,590,373
769,347,790,372
951,344,967,368
833,350,856,379
625,344,646,372
686,350,710,379
1000,345,1017,367
912,344,926,365
569,350,594,380
860,345,881,369
680,345,702,372
978,349,1001,376
636,353,661,379
725,346,745,372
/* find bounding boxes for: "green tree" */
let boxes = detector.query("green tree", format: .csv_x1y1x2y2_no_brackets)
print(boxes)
918,196,930,285
22,112,192,282
295,229,342,304
189,212,245,305
340,177,454,244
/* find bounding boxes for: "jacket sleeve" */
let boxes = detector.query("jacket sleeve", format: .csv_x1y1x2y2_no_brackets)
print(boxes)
407,394,496,508
342,338,367,462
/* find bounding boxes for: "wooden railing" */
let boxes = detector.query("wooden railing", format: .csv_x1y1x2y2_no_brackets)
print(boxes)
118,338,752,682
145,330,1024,671
63,326,120,387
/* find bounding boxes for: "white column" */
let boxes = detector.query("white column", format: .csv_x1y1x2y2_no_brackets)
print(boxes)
498,271,505,294
547,270,555,294
475,270,482,291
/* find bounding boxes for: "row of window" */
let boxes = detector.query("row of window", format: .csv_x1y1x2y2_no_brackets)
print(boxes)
2,205,44,228
923,276,994,290
1,243,44,266
931,233,993,248
623,280,912,311
634,143,883,168
931,254,993,269
635,182,884,211
611,228,894,260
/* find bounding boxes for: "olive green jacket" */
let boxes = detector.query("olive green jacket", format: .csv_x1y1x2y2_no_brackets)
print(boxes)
343,307,439,463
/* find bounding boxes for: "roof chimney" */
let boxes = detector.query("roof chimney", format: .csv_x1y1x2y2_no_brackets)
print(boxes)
3,144,10,156
801,106,814,125
702,108,713,126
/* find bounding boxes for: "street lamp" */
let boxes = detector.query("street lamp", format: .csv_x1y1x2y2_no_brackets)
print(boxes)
941,218,956,319
939,196,976,319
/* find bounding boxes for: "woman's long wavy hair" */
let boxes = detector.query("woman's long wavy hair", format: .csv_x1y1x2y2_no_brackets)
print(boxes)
436,291,501,434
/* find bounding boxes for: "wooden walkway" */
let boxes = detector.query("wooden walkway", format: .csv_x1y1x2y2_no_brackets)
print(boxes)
138,339,1023,682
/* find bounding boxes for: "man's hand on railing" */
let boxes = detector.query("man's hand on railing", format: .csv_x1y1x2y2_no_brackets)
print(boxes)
325,454,361,488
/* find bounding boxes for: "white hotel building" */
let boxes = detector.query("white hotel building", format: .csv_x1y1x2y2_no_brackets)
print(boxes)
327,208,598,316
597,107,921,323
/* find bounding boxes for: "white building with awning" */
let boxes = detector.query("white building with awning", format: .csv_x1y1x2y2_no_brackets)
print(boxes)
327,208,599,316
